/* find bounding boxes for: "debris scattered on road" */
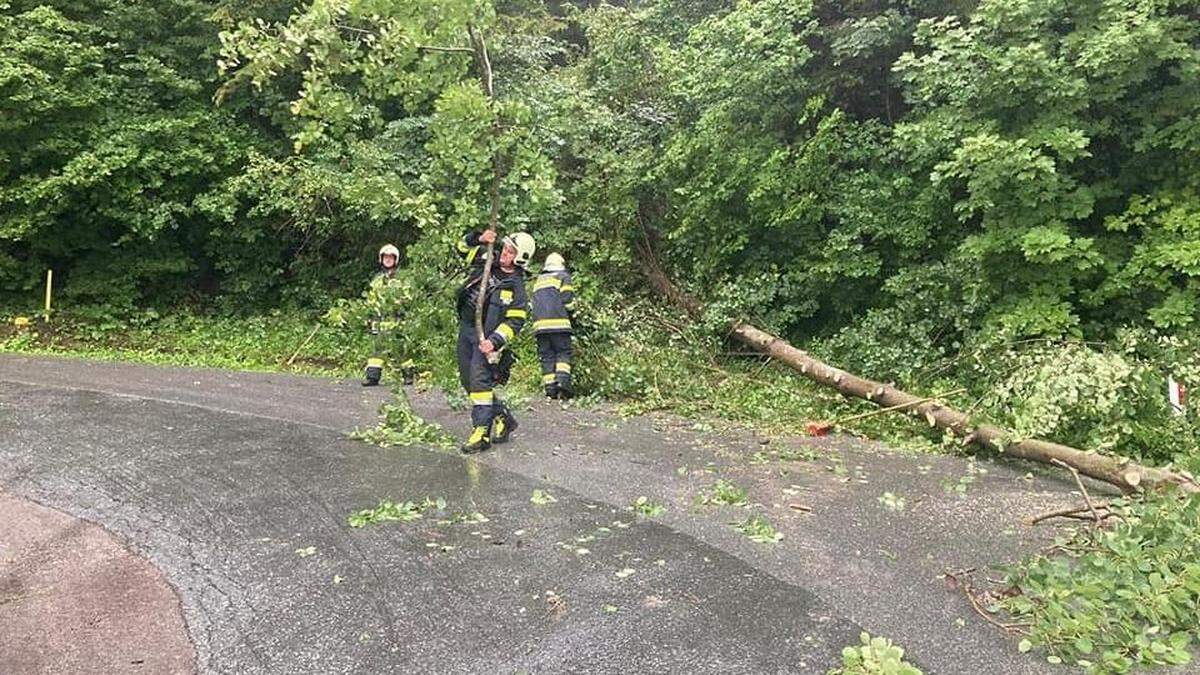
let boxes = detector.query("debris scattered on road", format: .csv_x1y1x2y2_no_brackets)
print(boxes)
531,489,557,505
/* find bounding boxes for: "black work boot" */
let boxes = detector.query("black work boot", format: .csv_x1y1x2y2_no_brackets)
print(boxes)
491,407,518,444
556,383,573,400
401,361,416,386
460,426,491,454
362,364,382,387
544,384,559,399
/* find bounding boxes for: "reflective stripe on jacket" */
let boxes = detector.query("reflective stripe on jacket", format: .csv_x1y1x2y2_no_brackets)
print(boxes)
455,231,529,348
531,270,575,335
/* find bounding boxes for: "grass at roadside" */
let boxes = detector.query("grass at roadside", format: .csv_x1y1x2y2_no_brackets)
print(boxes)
0,311,365,377
0,309,954,453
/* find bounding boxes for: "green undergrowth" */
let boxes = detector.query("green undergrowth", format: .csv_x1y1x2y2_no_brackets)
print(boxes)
1,306,956,452
0,310,365,377
998,493,1200,674
350,391,456,450
828,632,923,675
5,307,1196,474
348,497,446,528
735,515,783,544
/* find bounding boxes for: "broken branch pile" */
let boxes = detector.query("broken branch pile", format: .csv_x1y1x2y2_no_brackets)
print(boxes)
634,234,1199,495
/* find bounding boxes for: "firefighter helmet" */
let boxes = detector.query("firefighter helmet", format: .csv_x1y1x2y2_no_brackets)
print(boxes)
378,244,400,267
502,232,536,268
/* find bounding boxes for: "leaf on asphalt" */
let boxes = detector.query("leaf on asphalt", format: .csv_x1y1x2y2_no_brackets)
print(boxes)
295,546,317,558
642,595,668,608
531,489,558,505
615,568,636,579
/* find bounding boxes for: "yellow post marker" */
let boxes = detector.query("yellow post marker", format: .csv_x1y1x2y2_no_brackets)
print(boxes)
44,269,53,320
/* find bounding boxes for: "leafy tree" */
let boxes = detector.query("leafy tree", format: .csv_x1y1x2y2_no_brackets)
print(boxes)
893,0,1200,340
0,0,257,308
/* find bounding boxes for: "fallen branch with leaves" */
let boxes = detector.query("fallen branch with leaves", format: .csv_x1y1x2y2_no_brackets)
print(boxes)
634,230,1200,496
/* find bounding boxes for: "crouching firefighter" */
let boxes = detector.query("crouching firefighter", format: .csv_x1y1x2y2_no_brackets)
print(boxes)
531,253,576,399
362,244,416,387
455,229,536,454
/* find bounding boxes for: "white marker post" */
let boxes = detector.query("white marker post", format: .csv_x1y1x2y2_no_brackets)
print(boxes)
44,269,53,321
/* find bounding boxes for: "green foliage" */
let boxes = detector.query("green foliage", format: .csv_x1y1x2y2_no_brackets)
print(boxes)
977,339,1200,468
0,310,365,375
630,496,666,518
1000,494,1200,673
878,492,906,513
0,0,261,307
734,514,782,544
348,496,446,528
216,0,487,151
892,0,1200,340
350,393,456,450
530,489,557,505
325,261,461,390
829,632,923,675
701,479,749,507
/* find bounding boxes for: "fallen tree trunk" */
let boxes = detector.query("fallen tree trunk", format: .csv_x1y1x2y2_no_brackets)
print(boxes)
634,233,1199,495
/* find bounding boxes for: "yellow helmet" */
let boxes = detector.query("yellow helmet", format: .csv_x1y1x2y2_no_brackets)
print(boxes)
543,252,566,272
502,232,536,268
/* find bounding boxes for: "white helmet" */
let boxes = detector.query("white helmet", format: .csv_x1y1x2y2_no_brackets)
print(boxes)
378,244,400,266
543,252,565,272
502,232,536,268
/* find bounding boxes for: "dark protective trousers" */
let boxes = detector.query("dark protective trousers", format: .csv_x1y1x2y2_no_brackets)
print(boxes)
536,333,573,392
457,319,502,429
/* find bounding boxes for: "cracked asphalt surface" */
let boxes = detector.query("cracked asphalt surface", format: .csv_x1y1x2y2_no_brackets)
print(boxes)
0,354,1087,673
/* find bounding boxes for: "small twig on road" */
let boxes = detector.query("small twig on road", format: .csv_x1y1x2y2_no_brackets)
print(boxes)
943,569,1031,635
544,592,567,619
1050,459,1102,526
1026,504,1116,526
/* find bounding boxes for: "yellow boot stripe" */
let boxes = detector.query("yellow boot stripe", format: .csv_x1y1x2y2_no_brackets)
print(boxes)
367,358,384,367
555,362,571,373
469,392,494,406
542,374,557,384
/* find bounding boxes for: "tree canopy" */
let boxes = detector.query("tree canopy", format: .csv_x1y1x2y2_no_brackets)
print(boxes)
4,0,1199,358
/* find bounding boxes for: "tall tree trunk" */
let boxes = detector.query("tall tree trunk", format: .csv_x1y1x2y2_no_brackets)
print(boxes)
633,233,1200,495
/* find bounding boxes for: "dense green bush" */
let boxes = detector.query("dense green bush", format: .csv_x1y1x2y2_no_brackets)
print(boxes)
1002,493,1200,673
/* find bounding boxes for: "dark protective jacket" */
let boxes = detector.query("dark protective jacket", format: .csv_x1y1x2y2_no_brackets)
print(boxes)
455,231,528,349
530,269,576,335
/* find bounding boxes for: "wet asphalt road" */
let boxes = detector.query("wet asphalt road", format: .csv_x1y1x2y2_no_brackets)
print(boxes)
0,354,1083,673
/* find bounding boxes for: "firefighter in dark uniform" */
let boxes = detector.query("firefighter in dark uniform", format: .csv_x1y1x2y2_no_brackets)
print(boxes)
530,252,576,399
455,229,536,454
362,244,416,387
